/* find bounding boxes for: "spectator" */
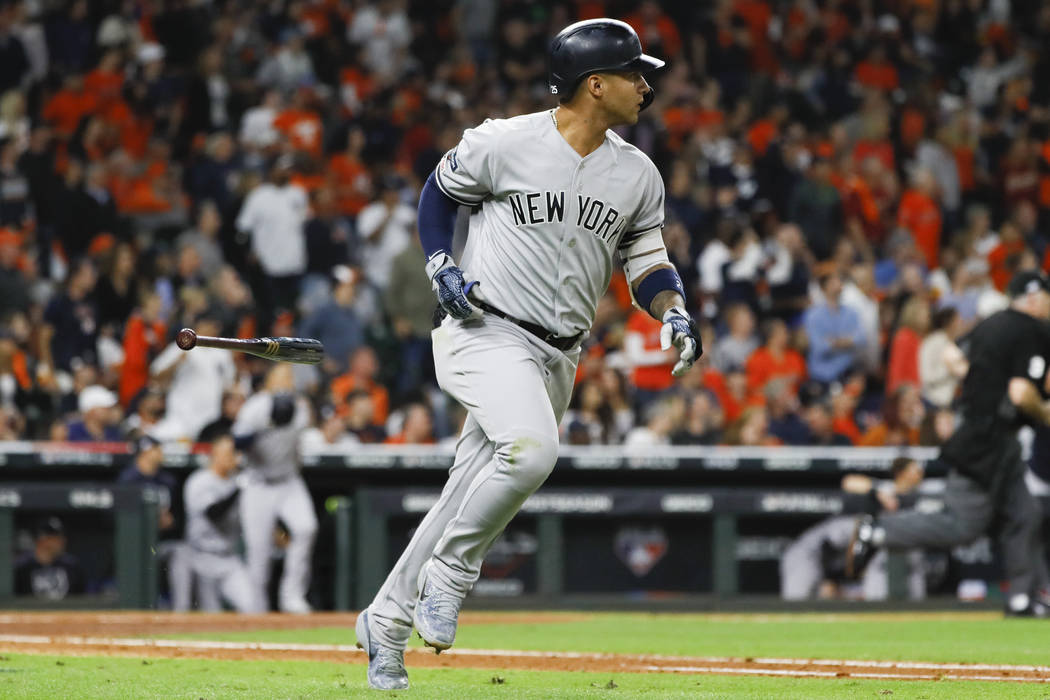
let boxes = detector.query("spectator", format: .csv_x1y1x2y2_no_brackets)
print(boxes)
803,270,866,385
745,318,806,397
344,389,386,444
624,396,683,448
94,241,138,332
670,390,723,445
896,167,943,271
299,265,365,377
175,201,225,281
919,306,967,408
44,257,98,372
300,405,358,450
385,403,435,445
256,30,316,94
121,385,166,440
332,346,389,427
235,155,308,320
802,399,854,447
765,223,813,325
117,434,177,535
198,389,247,444
840,262,882,375
622,307,676,407
384,233,437,399
66,384,122,441
886,295,931,396
765,379,809,446
14,517,86,600
562,379,610,445
149,308,236,442
0,228,28,316
859,383,925,447
713,303,759,374
356,175,414,292
724,405,780,447
788,156,843,261
347,0,412,83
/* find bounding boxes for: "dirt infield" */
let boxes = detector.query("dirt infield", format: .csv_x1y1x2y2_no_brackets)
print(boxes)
0,612,1046,683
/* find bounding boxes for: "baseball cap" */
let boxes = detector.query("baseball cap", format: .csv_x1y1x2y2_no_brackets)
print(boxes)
78,385,118,413
34,516,64,538
1007,270,1050,298
133,433,162,455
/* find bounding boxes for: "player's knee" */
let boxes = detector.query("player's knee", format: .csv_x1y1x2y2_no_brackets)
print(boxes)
497,431,558,489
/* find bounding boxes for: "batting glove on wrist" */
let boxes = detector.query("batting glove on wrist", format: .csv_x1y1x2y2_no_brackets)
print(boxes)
426,252,482,321
660,306,702,377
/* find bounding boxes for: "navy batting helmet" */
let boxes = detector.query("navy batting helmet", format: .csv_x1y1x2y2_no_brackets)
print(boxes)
548,19,665,110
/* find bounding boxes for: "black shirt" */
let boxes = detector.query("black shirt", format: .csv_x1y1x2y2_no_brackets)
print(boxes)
14,552,86,599
942,308,1050,484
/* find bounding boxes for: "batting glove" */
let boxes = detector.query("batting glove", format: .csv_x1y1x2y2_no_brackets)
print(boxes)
660,306,702,377
426,252,482,321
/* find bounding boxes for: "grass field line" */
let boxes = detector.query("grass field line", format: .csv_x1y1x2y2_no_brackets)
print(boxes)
2,633,1049,677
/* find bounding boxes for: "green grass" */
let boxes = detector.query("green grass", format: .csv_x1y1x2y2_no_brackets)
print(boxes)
166,612,1050,665
2,654,1046,700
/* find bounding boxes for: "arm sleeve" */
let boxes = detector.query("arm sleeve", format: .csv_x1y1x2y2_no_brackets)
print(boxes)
1007,327,1047,381
150,342,182,375
232,394,271,437
804,311,834,360
235,190,259,233
432,122,497,206
417,172,461,258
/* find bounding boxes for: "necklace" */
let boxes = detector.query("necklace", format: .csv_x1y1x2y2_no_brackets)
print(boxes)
552,107,559,128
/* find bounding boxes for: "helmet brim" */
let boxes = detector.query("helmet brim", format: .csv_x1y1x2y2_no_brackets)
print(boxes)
632,53,665,72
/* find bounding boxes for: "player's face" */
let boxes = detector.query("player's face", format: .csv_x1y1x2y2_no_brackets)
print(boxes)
1034,290,1050,319
603,71,651,126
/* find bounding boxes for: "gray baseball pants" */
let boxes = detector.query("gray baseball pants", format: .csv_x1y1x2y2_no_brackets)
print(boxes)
781,514,925,600
367,314,578,649
878,461,1048,598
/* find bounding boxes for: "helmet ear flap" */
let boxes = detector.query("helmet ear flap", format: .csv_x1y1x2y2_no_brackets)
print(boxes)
640,87,655,111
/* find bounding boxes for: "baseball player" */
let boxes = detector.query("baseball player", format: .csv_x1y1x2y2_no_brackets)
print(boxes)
232,364,316,613
173,433,264,613
781,457,929,601
355,19,701,690
847,271,1050,616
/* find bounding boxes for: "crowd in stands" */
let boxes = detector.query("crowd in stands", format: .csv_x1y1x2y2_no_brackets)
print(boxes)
0,0,1048,451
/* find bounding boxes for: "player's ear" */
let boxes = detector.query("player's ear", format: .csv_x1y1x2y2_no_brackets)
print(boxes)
585,74,603,98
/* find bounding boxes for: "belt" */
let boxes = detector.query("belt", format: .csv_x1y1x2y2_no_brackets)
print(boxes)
473,300,583,351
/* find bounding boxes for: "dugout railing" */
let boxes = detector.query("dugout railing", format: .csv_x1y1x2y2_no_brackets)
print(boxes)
0,444,954,609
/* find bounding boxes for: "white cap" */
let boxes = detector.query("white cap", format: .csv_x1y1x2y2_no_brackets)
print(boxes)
137,42,165,64
79,385,118,413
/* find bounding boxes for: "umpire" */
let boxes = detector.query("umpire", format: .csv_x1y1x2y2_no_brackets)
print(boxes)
847,270,1050,616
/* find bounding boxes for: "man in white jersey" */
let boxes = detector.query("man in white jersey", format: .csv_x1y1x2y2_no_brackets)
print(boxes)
233,364,316,613
173,433,264,613
355,19,701,690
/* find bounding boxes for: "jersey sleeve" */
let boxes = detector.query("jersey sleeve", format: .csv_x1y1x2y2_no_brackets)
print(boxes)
433,121,498,206
1010,324,1050,386
623,160,665,243
232,393,272,437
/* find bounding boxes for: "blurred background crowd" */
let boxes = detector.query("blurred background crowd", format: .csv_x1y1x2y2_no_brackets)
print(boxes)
0,0,1047,451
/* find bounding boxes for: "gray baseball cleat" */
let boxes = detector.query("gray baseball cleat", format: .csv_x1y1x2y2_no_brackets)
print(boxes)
413,565,462,652
355,609,409,690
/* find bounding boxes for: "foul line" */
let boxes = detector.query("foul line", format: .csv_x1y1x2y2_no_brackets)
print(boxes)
0,635,1046,683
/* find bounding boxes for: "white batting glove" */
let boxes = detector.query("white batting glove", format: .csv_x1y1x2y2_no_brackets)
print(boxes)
659,306,702,377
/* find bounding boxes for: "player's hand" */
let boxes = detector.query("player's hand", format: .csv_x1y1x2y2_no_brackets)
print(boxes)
659,306,701,377
426,252,482,321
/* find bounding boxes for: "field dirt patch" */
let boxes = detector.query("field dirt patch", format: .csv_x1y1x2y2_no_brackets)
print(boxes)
0,612,1045,683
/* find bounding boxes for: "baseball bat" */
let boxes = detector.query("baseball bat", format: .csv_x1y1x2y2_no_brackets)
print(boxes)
175,328,324,365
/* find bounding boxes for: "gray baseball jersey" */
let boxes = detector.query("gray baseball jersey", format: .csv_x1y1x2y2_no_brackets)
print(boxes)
434,109,665,337
184,468,240,555
231,392,310,481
